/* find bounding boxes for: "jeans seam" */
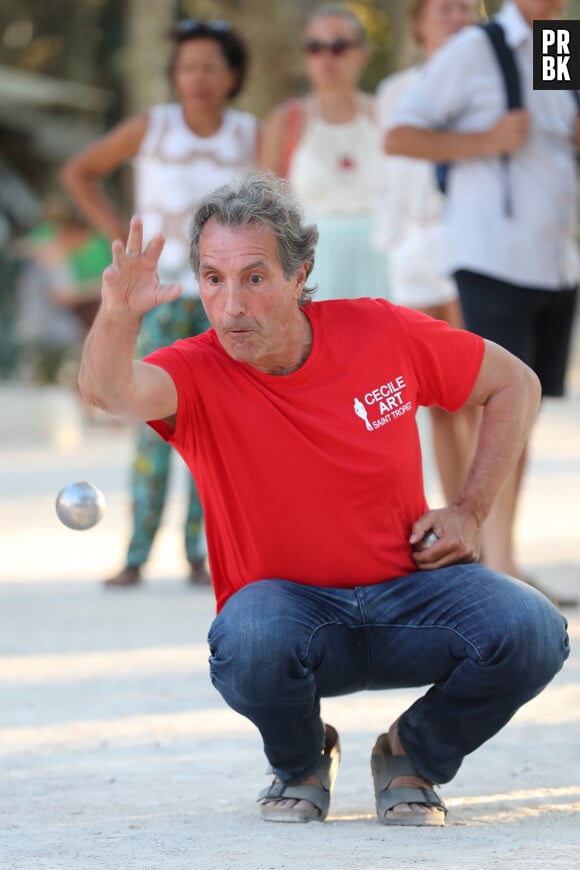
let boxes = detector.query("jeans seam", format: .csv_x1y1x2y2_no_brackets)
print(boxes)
301,620,342,661
354,587,371,689
366,622,484,661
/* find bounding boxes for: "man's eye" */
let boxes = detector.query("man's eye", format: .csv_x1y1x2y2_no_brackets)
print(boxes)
249,274,263,284
207,275,220,284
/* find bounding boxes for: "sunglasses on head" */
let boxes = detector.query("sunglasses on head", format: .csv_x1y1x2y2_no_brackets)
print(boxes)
303,38,362,56
175,18,232,36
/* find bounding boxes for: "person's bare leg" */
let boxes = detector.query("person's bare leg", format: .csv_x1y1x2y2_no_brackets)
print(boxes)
430,404,477,504
481,447,528,577
421,300,476,504
478,429,575,605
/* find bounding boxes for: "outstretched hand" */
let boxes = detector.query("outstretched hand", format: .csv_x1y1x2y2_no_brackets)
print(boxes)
102,215,183,316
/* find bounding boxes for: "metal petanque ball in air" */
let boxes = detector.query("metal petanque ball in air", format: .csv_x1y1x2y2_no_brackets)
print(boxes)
55,481,106,530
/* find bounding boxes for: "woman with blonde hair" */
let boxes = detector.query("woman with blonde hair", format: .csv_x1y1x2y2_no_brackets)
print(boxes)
260,3,388,301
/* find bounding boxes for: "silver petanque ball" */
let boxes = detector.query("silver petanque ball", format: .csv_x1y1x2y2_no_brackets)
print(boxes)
55,481,106,530
412,529,439,552
421,530,439,549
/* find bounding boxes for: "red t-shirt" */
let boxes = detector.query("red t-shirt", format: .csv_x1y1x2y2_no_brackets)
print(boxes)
146,298,484,611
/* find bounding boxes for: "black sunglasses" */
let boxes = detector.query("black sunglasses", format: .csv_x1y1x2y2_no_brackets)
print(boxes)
175,19,232,36
303,38,362,56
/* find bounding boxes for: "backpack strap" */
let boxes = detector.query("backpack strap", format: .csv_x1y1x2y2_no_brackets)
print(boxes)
480,20,521,217
436,24,578,207
484,22,580,117
435,20,522,199
481,20,522,110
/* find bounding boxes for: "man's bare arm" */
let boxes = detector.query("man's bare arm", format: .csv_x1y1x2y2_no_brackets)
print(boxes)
411,340,541,568
385,110,529,162
79,216,182,423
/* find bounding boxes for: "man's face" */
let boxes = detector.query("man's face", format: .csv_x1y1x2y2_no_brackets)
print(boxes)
198,220,308,373
514,0,567,25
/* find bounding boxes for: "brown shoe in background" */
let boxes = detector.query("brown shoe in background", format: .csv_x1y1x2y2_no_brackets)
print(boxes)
103,565,142,588
188,558,211,587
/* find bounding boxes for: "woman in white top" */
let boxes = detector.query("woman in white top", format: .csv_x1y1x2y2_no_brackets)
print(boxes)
375,0,477,505
259,4,388,301
61,20,258,587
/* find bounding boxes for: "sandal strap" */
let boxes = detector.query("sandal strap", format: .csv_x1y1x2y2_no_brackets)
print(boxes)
371,739,447,818
257,723,341,821
372,753,423,789
376,784,447,816
258,781,330,816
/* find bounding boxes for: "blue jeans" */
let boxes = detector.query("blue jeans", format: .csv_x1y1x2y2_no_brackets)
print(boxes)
208,565,569,786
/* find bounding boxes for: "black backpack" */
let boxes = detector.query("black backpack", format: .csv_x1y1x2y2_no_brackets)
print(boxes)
435,20,580,214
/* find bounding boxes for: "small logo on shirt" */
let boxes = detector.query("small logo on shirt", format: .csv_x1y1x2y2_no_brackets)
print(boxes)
353,375,413,432
533,20,580,90
353,397,373,431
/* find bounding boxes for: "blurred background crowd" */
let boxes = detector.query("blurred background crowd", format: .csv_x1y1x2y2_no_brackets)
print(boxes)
3,0,580,384
0,0,499,386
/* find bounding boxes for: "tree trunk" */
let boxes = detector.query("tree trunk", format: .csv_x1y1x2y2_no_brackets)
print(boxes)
122,0,175,114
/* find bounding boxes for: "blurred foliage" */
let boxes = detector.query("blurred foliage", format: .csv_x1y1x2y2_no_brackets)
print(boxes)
348,1,398,90
0,0,125,194
2,0,580,113
0,0,123,98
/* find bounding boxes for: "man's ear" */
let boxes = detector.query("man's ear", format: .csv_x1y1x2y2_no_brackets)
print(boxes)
294,262,310,298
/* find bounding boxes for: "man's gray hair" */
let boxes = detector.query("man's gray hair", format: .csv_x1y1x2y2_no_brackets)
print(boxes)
189,171,319,305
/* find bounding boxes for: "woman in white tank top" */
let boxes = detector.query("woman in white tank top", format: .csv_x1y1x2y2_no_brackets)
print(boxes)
260,4,389,301
61,20,258,588
134,99,256,296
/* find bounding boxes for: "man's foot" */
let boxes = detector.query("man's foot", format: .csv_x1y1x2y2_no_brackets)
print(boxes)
258,724,340,822
188,558,211,586
103,565,142,588
371,723,446,826
260,774,323,821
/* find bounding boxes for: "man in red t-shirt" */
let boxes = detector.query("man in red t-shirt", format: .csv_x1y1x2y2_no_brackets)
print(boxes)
78,172,568,828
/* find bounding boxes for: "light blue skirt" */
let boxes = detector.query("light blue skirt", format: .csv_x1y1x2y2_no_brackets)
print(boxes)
306,214,390,302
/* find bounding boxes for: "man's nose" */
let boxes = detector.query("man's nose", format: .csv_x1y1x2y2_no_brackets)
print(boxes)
223,282,246,316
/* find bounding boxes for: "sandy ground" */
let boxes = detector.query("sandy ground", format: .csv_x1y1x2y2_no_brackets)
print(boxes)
1,324,580,869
